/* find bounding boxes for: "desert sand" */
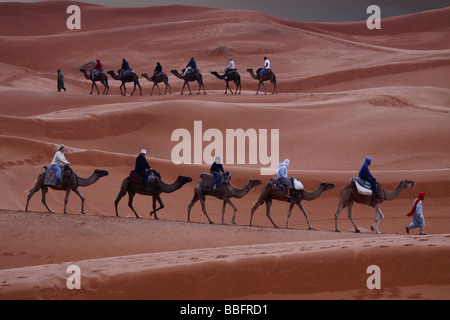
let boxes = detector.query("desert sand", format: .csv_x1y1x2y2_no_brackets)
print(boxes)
0,1,449,300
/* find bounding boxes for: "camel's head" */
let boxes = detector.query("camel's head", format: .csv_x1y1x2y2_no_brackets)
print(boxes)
249,178,262,188
320,182,336,191
94,169,109,178
401,179,415,188
178,176,192,185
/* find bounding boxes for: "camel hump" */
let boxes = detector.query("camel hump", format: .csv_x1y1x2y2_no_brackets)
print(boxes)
200,172,213,180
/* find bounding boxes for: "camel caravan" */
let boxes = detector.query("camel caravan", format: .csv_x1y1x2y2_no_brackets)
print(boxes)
75,57,276,96
25,145,417,234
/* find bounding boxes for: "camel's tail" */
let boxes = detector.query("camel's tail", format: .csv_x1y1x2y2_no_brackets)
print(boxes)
25,173,45,195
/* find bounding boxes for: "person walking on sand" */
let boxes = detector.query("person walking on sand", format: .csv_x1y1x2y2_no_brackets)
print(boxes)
57,69,66,92
51,144,70,185
406,192,426,235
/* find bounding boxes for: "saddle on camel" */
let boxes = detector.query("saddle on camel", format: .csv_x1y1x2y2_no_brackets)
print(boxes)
128,169,161,188
199,172,231,193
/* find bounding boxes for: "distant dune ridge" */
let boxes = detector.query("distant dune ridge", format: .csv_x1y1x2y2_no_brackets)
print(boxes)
0,2,449,300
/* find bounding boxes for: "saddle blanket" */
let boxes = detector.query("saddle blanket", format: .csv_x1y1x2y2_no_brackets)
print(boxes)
270,177,303,191
200,172,231,190
352,177,372,196
129,170,159,185
43,166,61,187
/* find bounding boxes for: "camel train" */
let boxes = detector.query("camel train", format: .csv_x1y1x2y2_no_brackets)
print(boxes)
25,158,415,234
78,58,277,95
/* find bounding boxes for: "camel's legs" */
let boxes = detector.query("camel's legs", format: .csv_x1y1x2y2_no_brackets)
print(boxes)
265,199,278,228
127,191,142,218
347,203,360,233
63,189,72,214
150,195,164,220
73,188,86,214
114,185,128,217
182,82,192,95
102,81,109,95
165,82,171,95
151,83,160,95
91,81,100,95
235,80,241,94
334,202,345,232
197,81,206,95
256,82,261,95
188,190,214,224
26,187,39,211
249,198,265,226
222,199,237,225
187,193,199,222
285,201,296,229
371,205,384,234
199,196,214,224
41,186,52,213
297,202,313,230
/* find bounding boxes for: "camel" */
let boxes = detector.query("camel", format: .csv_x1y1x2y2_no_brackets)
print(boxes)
211,70,241,94
250,181,335,229
79,69,109,95
25,166,109,214
141,73,171,95
334,179,415,234
114,175,192,219
187,174,262,225
107,70,142,96
246,68,277,95
170,69,206,95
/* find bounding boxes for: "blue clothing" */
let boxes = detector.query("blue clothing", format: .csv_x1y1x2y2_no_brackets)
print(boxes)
277,162,288,179
187,58,197,69
210,162,224,185
358,159,380,197
51,164,62,180
121,59,130,70
359,162,375,181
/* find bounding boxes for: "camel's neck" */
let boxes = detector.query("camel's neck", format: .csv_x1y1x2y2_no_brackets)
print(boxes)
229,183,253,199
80,69,90,80
108,72,120,80
212,72,226,80
77,173,101,187
160,179,186,193
384,182,407,201
301,185,328,201
171,71,183,79
247,70,258,80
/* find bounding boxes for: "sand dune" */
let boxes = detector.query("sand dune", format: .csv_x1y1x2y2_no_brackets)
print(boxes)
0,2,449,300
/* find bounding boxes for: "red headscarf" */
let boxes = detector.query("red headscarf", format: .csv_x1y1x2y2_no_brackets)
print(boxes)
406,192,426,217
